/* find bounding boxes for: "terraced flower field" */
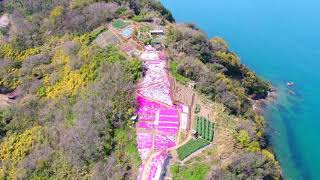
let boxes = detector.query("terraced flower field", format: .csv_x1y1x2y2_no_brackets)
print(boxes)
136,46,180,180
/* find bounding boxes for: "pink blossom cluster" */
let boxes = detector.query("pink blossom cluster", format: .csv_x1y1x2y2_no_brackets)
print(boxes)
136,47,179,179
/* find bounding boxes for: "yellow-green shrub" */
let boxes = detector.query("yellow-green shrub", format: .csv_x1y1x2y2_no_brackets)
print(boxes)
211,37,228,49
262,149,275,161
0,126,42,179
214,51,240,66
236,130,261,152
45,66,86,98
0,44,40,62
44,50,87,98
70,0,97,9
50,6,64,20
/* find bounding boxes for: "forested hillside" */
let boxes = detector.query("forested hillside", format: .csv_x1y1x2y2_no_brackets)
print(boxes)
0,0,162,178
0,0,281,179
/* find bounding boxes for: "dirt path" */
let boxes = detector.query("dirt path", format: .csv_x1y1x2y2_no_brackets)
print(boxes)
141,150,161,180
0,94,9,108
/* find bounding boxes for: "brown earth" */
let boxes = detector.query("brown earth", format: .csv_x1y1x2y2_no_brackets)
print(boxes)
0,94,9,108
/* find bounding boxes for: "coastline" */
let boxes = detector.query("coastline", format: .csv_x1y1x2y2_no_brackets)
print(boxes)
253,87,283,178
252,87,277,116
160,0,320,178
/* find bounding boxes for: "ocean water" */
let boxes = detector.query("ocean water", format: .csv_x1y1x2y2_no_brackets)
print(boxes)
161,0,320,179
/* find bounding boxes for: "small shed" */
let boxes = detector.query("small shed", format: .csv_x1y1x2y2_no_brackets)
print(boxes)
150,29,164,36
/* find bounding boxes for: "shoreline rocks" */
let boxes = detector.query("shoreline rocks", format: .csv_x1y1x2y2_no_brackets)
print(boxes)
252,88,277,116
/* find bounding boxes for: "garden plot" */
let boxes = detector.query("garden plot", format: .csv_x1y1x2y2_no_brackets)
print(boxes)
137,133,153,147
141,65,168,87
156,127,178,135
136,47,179,179
137,122,155,129
138,114,156,121
154,134,176,150
94,30,121,48
138,84,172,105
141,74,167,88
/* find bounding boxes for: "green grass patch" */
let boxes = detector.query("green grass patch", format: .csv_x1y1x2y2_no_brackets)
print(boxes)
169,61,190,85
112,19,127,29
89,26,106,42
115,7,127,16
113,127,141,169
171,163,210,180
194,104,201,114
177,138,210,160
65,112,75,126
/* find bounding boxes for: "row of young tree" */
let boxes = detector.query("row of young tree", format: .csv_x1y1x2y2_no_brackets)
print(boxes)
196,116,214,142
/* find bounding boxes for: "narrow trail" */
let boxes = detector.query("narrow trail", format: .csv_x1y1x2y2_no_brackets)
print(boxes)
141,151,161,180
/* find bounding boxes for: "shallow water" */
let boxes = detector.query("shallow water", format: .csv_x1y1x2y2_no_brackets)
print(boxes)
161,0,320,179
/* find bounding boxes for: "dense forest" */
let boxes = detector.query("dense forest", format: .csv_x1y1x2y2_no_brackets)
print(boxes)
0,0,281,179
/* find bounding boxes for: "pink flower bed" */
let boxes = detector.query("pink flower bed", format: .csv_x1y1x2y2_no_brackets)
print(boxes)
138,115,155,121
158,122,179,128
158,116,179,122
159,109,177,115
159,51,166,60
157,127,178,135
155,134,175,150
138,85,172,105
137,142,153,149
136,48,178,179
137,122,155,129
137,133,153,149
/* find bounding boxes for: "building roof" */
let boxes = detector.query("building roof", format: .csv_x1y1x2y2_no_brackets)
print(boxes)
150,30,164,34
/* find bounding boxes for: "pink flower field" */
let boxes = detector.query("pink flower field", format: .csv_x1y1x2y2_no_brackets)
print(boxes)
136,46,180,180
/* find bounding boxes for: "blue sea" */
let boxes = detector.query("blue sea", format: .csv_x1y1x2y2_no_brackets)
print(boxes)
161,0,320,179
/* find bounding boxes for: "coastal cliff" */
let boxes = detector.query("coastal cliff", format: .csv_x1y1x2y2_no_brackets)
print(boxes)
0,0,281,179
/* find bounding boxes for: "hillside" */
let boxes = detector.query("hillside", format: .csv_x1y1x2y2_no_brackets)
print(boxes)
0,0,281,179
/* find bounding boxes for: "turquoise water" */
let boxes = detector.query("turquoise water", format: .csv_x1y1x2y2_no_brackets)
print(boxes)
161,0,320,179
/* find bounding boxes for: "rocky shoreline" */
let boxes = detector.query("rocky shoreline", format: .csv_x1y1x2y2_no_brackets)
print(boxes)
252,88,277,116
